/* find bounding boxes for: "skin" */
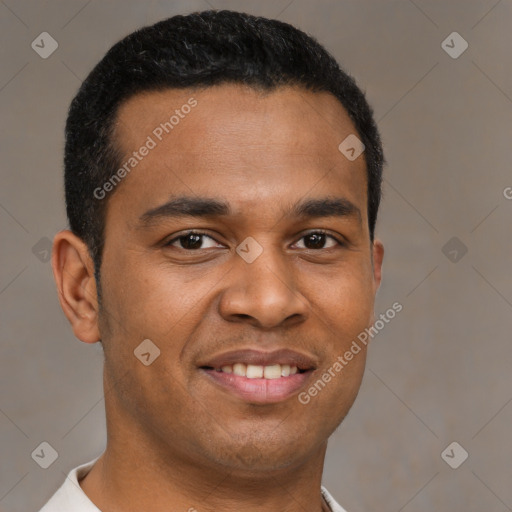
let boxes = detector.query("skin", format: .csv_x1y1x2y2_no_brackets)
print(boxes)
52,83,384,512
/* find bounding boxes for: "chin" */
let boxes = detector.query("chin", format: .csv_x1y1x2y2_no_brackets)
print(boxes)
205,432,319,474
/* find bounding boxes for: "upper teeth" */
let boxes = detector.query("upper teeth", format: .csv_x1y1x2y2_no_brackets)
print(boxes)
217,363,299,379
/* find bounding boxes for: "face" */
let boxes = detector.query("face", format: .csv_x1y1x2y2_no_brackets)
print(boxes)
82,84,383,474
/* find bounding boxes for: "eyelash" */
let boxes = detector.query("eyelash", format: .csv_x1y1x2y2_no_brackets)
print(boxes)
163,230,345,251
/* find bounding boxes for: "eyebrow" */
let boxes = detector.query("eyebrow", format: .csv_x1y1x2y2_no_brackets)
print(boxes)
139,197,231,226
290,197,361,224
138,195,361,226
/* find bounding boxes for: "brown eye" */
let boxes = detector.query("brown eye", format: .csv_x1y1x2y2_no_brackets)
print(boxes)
165,232,220,250
178,233,203,249
295,231,340,250
304,233,326,249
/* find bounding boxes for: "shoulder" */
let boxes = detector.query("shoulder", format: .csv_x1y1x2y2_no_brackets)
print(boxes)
321,485,349,512
38,458,101,512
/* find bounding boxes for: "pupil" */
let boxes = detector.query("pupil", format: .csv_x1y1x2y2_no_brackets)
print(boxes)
182,233,202,249
305,233,325,249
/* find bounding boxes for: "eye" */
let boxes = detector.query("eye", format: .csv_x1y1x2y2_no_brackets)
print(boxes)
293,231,342,250
164,231,222,250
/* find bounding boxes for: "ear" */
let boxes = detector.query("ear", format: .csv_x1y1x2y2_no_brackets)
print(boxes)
51,230,101,344
371,238,384,295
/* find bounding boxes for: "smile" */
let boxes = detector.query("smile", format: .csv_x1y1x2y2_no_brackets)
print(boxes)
205,363,302,379
198,348,317,404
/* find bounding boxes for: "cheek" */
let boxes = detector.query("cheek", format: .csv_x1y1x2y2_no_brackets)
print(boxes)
101,254,172,320
99,254,219,355
311,265,375,338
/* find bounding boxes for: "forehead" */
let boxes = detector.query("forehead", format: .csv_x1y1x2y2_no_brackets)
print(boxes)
115,84,358,154
108,84,367,223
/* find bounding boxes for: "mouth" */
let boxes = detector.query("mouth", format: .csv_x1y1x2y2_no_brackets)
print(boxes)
200,363,308,378
198,349,317,404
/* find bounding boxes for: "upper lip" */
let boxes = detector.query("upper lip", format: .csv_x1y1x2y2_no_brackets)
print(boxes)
198,348,318,370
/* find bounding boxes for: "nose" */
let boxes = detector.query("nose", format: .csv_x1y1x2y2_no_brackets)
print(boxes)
218,246,309,329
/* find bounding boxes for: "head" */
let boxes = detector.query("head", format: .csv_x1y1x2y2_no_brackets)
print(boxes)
53,10,384,476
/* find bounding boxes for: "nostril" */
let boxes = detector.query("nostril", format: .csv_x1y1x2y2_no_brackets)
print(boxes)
233,314,252,320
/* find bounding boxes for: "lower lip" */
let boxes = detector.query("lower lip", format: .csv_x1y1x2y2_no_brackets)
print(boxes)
201,369,313,404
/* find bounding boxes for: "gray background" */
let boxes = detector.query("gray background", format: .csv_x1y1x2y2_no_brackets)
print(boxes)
1,0,511,511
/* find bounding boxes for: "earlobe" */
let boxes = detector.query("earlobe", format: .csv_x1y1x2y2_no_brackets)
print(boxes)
51,230,101,344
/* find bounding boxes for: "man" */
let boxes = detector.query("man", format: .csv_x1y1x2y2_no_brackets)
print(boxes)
42,9,384,512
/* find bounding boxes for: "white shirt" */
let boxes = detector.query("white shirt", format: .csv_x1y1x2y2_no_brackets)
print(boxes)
39,458,347,512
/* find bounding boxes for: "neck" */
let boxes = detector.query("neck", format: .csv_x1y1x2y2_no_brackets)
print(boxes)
79,373,331,511
81,422,329,511
81,441,329,512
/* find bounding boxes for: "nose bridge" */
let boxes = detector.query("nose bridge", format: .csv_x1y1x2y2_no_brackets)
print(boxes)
218,241,308,328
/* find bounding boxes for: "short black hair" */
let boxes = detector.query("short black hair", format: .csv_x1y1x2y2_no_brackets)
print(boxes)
64,9,384,282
